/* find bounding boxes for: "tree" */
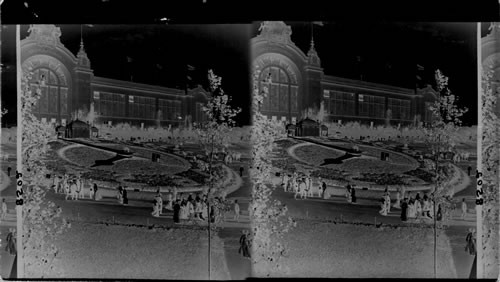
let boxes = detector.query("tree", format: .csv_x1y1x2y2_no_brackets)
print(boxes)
20,67,70,277
250,67,295,276
480,68,499,278
422,69,468,277
194,69,241,279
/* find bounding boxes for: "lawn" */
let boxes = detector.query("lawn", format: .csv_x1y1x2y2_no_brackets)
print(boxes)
253,220,456,278
26,221,230,280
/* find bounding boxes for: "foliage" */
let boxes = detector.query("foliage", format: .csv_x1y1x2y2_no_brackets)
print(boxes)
194,70,241,221
421,70,468,222
480,68,499,278
251,67,295,275
21,68,70,277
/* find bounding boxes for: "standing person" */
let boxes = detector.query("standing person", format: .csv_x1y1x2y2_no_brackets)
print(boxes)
201,200,208,221
282,173,289,191
173,199,181,223
152,195,159,217
157,192,163,213
351,187,357,204
1,198,7,220
7,166,11,177
5,228,16,255
64,180,70,200
415,199,422,219
393,187,401,209
89,181,95,200
187,199,195,220
346,185,352,203
467,166,472,176
384,189,391,213
465,228,476,255
93,183,100,200
238,230,251,258
401,198,408,222
461,198,467,219
293,179,300,200
300,178,307,199
53,175,60,193
239,165,244,177
117,186,123,204
70,180,78,201
379,196,388,216
122,188,128,205
322,181,327,199
78,176,85,199
233,199,241,222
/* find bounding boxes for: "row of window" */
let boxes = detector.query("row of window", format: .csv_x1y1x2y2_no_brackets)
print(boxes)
259,66,299,114
93,91,188,121
324,90,412,121
30,84,68,116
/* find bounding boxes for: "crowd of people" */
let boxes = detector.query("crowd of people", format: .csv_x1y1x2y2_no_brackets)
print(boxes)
52,173,101,201
149,190,248,225
280,172,328,200
398,191,436,222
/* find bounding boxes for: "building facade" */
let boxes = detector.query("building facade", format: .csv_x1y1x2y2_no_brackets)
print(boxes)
20,25,209,127
251,22,437,126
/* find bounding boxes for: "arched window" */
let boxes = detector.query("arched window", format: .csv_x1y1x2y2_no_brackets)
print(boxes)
258,66,298,116
29,67,68,118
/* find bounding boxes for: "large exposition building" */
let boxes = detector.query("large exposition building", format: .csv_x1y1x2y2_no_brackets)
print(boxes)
21,25,209,127
252,22,438,126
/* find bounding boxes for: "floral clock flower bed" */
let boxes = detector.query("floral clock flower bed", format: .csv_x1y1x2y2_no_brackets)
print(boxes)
309,167,347,182
352,173,407,185
64,146,116,167
357,145,419,167
123,174,178,187
334,158,416,174
81,170,119,183
176,170,209,184
403,169,436,183
104,159,187,175
294,145,345,165
130,147,188,167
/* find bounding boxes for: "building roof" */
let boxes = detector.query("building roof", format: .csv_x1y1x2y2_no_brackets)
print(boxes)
297,118,319,126
67,119,89,128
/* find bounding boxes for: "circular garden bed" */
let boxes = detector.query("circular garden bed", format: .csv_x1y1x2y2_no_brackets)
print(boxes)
64,146,116,167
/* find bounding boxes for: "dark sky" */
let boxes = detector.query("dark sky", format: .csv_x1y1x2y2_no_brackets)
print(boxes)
252,21,484,126
1,24,252,126
1,22,495,126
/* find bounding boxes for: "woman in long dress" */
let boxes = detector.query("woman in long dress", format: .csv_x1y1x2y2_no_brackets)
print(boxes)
5,228,16,255
165,194,173,211
415,199,422,219
393,187,401,209
351,187,357,204
70,181,78,201
379,197,388,216
173,200,181,223
346,185,352,203
400,198,408,221
201,201,208,220
94,184,102,201
180,201,188,220
64,180,71,200
238,230,251,258
151,196,159,217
